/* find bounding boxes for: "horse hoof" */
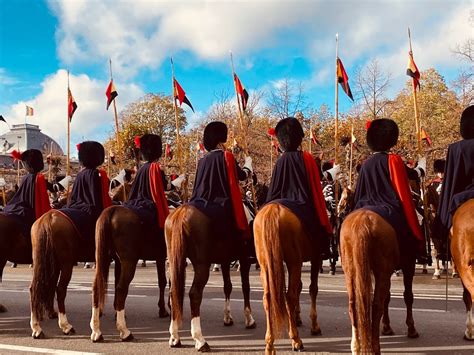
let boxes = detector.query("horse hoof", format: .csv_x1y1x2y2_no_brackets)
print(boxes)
224,319,234,327
92,334,104,343
407,329,419,338
48,311,58,319
293,343,304,351
311,329,322,336
170,340,182,348
198,342,211,352
159,309,170,318
246,321,257,329
0,304,7,313
122,333,134,342
33,331,45,339
452,273,459,279
64,327,75,335
382,326,394,336
422,269,428,274
330,270,335,275
432,274,441,280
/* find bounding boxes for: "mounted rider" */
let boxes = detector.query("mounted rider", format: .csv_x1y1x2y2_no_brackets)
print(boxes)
266,117,332,256
353,118,426,262
189,121,252,239
3,149,51,239
435,105,474,242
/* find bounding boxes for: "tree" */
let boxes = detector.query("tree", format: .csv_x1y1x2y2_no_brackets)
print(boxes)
267,78,309,119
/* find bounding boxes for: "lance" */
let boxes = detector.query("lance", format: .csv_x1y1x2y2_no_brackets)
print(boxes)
349,118,354,188
65,70,72,197
334,33,340,205
229,51,259,213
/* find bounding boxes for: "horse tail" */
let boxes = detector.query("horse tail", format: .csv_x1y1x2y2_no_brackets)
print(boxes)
30,212,58,320
165,205,189,326
93,207,115,313
255,204,287,338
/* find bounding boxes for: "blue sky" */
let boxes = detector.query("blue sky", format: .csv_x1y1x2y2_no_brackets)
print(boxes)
0,0,471,151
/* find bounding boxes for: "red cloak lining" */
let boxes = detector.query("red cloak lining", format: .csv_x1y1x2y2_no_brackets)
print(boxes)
149,162,170,229
34,173,51,219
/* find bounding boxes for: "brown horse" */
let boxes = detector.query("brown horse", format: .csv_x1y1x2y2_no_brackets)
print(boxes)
340,210,399,354
253,203,322,354
449,199,474,340
90,205,169,342
165,204,257,352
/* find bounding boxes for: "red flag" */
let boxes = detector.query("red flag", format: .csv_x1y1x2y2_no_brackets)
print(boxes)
165,143,172,159
196,142,205,153
336,58,354,101
421,128,432,146
234,73,249,111
174,79,194,112
406,51,420,91
106,80,118,110
68,88,77,121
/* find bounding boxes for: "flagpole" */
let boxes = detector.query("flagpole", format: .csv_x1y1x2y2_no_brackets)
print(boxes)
334,33,340,205
349,119,354,188
408,28,422,154
67,71,71,177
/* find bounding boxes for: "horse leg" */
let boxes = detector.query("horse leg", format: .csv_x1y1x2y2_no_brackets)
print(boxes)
114,259,137,341
189,263,211,352
286,263,304,351
261,269,276,355
156,256,169,318
452,259,459,278
57,264,75,335
239,256,256,329
433,256,441,279
310,256,322,335
463,285,474,340
372,271,392,355
0,259,6,313
221,261,234,326
402,260,419,338
381,291,394,335
294,280,302,327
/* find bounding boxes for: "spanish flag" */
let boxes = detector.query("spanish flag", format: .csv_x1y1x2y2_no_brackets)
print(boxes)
336,58,354,101
233,73,249,111
174,79,194,112
68,89,77,121
106,80,118,110
406,51,420,90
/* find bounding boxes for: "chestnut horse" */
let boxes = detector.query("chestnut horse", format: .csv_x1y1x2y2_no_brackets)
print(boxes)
449,199,474,340
90,205,169,342
253,203,322,354
165,204,257,352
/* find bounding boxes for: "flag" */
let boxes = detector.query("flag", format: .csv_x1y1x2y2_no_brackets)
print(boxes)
106,80,118,110
0,115,6,123
68,88,78,121
310,130,317,144
165,143,172,159
421,128,432,146
234,73,249,111
196,142,205,153
351,131,357,144
174,79,194,112
26,106,34,116
406,51,420,91
336,58,354,101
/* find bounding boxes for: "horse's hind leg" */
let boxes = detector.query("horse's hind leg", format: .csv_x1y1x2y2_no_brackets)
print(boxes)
114,259,137,341
156,256,169,318
310,255,322,335
372,271,392,355
286,263,303,351
402,259,419,338
463,285,474,340
221,262,234,326
47,267,59,319
0,259,6,313
239,256,256,329
189,263,211,352
381,290,394,335
57,264,75,335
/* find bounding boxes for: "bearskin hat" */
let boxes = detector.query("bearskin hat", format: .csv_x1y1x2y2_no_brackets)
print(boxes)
21,149,44,173
433,159,445,173
275,117,304,152
139,134,162,162
78,141,105,168
366,118,399,152
460,105,474,140
203,121,228,151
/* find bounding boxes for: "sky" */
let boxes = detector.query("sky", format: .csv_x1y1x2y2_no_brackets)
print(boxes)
0,0,472,152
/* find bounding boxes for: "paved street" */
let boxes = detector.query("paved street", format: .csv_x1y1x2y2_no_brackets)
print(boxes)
1,263,473,354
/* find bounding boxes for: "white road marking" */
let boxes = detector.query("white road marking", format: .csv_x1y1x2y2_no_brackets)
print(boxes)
0,343,103,354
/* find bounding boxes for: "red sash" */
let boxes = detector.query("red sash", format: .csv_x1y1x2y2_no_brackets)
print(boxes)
388,154,424,251
302,152,332,235
34,174,51,219
98,169,112,209
224,151,249,237
149,162,170,229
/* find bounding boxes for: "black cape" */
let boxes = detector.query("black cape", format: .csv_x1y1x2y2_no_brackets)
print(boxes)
61,168,103,243
266,151,324,240
354,152,412,246
189,150,247,237
435,139,474,240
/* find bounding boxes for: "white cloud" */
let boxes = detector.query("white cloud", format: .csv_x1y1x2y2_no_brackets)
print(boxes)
1,70,144,151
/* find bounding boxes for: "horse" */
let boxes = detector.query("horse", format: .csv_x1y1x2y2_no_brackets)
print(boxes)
165,204,259,352
340,210,399,354
449,199,474,340
89,205,170,342
253,203,322,354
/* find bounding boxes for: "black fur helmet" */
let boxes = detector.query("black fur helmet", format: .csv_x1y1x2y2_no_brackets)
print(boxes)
366,118,399,152
78,141,105,169
460,105,474,140
433,159,445,173
203,121,227,151
275,117,304,152
139,134,162,162
21,149,44,173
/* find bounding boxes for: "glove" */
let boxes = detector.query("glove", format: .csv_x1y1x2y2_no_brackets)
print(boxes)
171,174,186,188
415,157,426,178
0,177,5,188
325,164,341,181
243,156,253,174
55,175,72,191
113,169,126,185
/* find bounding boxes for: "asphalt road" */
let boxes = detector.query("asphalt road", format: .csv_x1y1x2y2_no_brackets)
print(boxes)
1,263,473,354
